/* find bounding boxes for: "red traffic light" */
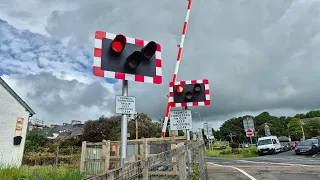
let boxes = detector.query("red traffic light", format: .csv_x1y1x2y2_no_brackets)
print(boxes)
176,85,184,93
141,41,157,59
194,83,201,92
126,51,143,70
111,34,126,53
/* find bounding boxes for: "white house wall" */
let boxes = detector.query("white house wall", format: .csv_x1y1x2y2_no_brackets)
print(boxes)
0,84,30,167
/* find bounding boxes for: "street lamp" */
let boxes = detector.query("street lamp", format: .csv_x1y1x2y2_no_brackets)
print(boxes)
193,112,202,135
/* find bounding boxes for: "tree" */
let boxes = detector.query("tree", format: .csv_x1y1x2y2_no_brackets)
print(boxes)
127,113,161,139
305,110,320,118
24,129,49,153
287,118,303,141
82,115,121,142
304,119,320,138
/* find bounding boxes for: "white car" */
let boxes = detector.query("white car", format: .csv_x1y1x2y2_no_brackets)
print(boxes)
257,136,281,155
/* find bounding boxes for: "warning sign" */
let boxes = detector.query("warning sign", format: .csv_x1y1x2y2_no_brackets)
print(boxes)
170,110,192,130
115,96,136,115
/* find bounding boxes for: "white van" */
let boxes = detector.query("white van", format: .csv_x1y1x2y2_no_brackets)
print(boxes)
257,136,281,155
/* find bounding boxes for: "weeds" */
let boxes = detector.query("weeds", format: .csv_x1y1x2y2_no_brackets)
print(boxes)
0,164,84,180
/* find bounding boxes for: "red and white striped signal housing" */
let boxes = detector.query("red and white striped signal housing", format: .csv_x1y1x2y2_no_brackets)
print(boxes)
93,30,163,84
168,79,210,107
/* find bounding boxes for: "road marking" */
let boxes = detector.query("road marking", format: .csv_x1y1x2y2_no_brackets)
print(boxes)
312,153,318,158
207,162,257,180
237,160,318,167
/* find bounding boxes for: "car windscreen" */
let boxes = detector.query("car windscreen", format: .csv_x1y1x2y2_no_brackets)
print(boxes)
306,139,318,144
289,142,295,145
298,141,312,146
258,139,272,146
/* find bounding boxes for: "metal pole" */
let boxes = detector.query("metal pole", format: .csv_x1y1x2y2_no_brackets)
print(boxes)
135,113,138,140
250,136,253,150
300,124,305,141
184,106,190,140
120,80,128,167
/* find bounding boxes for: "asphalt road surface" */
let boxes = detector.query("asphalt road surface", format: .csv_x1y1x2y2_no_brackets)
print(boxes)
206,150,320,180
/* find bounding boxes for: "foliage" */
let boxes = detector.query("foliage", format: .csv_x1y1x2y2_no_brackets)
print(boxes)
24,129,49,153
82,114,163,142
127,113,162,139
305,110,320,118
215,109,320,143
304,119,320,138
82,115,121,142
206,147,258,158
287,118,303,140
0,164,83,180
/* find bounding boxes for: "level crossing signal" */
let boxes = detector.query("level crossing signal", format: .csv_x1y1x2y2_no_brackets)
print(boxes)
168,79,211,107
93,30,163,84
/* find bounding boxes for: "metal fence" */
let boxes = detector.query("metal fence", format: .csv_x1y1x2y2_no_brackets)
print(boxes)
84,138,207,180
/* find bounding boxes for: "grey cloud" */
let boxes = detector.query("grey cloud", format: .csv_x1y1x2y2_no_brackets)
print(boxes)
2,0,320,125
7,72,112,122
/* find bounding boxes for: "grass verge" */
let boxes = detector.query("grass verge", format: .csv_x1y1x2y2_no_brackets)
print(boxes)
206,147,258,158
0,164,84,180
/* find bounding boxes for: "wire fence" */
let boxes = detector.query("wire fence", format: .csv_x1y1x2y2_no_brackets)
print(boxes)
85,139,207,180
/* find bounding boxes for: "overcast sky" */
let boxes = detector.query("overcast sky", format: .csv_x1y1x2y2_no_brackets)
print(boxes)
0,0,319,130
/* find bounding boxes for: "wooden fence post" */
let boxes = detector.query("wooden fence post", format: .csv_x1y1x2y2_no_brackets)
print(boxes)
178,148,187,180
142,138,148,179
106,140,111,171
101,140,107,173
80,141,87,172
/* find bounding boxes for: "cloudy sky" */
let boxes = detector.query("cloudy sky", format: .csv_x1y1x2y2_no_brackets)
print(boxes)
1,0,319,130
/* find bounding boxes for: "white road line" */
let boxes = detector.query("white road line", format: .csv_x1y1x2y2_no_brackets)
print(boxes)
312,153,318,158
207,162,257,180
237,160,317,167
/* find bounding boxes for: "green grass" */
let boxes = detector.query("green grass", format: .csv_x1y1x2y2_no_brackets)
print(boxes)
206,146,258,158
0,164,84,180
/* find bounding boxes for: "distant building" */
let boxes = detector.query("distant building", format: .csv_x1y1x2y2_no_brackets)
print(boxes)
300,117,320,124
43,120,84,143
0,77,36,167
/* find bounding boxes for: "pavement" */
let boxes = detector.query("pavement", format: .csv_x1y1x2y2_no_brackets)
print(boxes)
206,150,320,180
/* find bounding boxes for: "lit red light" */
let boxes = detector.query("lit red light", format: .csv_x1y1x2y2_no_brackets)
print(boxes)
111,41,123,52
176,85,184,93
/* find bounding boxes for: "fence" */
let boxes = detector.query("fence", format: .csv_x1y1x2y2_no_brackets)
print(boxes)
80,137,187,175
80,134,207,180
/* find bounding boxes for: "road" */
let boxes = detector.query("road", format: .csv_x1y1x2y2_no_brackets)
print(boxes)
206,150,320,180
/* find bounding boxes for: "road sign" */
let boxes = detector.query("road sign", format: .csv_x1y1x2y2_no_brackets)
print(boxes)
168,79,210,107
208,135,214,140
246,129,253,137
170,110,192,130
203,122,213,136
115,96,136,114
243,118,255,133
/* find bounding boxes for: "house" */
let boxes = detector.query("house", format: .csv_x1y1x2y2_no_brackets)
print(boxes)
0,77,36,167
44,120,84,142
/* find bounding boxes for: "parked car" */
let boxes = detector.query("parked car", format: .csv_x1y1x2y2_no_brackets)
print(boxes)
257,136,281,155
280,142,291,152
289,141,298,149
306,139,319,151
295,141,318,155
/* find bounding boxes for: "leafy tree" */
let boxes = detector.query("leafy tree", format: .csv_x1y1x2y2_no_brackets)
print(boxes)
82,115,121,142
305,110,320,118
24,129,49,153
128,113,161,139
304,119,320,138
287,118,303,141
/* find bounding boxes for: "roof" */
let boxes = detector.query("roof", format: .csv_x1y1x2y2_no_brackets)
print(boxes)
0,77,36,115
300,117,320,124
